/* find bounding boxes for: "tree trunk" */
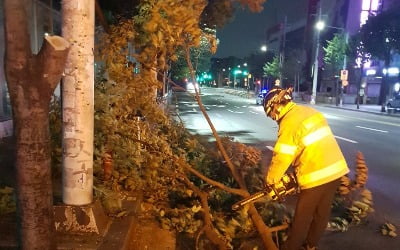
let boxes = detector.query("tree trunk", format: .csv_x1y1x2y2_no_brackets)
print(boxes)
0,5,5,117
61,0,95,205
4,1,69,249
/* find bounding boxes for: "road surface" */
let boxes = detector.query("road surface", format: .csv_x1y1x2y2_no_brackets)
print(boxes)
170,87,400,225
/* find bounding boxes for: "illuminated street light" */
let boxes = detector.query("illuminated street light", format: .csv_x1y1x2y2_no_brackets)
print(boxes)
315,20,325,30
311,18,322,105
311,16,347,105
261,45,267,52
394,82,400,92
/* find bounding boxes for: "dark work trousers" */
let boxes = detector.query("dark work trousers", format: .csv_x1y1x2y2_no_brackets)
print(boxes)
281,178,341,250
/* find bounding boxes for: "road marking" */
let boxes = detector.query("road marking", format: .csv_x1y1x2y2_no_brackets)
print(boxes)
334,136,358,144
322,113,340,119
249,111,258,114
320,110,400,127
266,146,274,151
227,109,244,114
355,125,388,133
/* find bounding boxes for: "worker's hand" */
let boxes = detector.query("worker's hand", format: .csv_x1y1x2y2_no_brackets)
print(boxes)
264,176,274,188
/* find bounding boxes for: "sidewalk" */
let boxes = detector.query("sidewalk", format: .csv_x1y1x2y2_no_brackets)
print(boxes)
223,87,400,118
319,102,400,117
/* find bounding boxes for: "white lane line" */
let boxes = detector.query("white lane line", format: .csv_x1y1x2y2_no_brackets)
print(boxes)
266,146,274,151
249,111,258,114
227,109,244,114
322,111,400,127
356,125,388,133
334,136,358,144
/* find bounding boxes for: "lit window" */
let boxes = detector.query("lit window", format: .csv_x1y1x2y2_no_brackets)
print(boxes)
362,0,371,10
366,69,376,76
360,11,369,26
371,0,380,11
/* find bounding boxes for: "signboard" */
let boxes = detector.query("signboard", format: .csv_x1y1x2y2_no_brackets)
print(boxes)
340,70,348,81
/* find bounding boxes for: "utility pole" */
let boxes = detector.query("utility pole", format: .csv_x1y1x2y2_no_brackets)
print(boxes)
62,0,95,205
311,7,322,105
279,16,287,85
339,32,349,107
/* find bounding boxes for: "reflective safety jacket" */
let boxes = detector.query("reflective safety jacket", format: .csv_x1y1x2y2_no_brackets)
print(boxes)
266,104,349,189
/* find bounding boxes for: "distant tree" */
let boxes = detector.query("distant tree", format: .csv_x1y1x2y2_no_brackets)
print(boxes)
244,51,274,80
170,33,213,82
347,33,370,109
323,33,347,75
358,7,400,110
323,33,347,101
4,0,69,248
282,48,305,88
263,55,280,79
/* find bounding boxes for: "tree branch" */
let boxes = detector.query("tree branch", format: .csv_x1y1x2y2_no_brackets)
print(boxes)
37,35,70,99
178,173,229,250
129,136,247,197
182,163,248,197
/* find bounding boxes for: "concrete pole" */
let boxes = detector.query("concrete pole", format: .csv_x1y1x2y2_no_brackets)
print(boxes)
311,7,322,105
340,32,349,106
61,0,94,205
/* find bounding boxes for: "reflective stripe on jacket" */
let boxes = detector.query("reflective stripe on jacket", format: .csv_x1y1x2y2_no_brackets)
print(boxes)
266,104,349,189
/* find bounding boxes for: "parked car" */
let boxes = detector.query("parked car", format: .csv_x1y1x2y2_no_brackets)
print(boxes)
256,89,268,105
387,94,400,109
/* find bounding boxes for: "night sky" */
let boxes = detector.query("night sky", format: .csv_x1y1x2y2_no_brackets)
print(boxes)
215,0,308,59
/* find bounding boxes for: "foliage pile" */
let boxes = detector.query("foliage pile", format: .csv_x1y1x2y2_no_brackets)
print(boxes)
380,222,397,237
328,151,374,232
86,2,295,247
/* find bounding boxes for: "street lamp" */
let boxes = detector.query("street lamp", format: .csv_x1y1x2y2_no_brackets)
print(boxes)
261,45,267,52
311,20,323,105
311,18,347,105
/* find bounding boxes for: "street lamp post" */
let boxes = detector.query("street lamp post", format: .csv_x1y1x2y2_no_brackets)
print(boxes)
311,12,347,105
311,13,324,105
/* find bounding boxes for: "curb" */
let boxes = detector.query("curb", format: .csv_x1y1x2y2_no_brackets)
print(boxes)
0,193,142,250
320,104,400,118
223,88,400,118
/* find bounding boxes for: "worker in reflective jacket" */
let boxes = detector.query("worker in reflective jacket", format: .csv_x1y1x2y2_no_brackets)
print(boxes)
263,87,349,250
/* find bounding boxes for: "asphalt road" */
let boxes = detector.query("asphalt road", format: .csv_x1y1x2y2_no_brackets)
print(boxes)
170,87,400,225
